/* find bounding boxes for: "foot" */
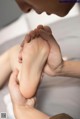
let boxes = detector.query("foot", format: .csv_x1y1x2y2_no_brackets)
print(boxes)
19,37,49,98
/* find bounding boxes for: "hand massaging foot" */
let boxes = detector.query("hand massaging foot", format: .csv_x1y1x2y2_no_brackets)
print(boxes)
19,37,49,98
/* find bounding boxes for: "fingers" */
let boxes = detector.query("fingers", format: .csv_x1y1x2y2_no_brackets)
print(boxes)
21,30,37,48
21,34,31,47
21,25,52,48
43,26,52,34
20,25,53,62
29,30,36,39
39,29,57,48
20,34,31,63
37,25,52,34
37,25,54,48
18,47,23,63
9,69,37,107
9,69,19,85
37,25,44,30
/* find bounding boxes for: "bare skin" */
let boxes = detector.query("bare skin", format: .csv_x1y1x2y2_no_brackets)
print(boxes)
0,26,74,119
9,69,49,119
37,26,63,76
37,26,80,78
20,25,80,78
20,25,63,76
15,0,79,78
9,69,73,119
0,36,49,119
19,37,49,98
0,36,49,99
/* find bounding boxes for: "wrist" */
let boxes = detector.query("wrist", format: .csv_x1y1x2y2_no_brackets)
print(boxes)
54,60,64,76
59,61,69,76
13,104,50,119
55,61,72,77
13,104,31,119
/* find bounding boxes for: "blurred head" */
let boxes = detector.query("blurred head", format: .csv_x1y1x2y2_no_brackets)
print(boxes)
16,0,75,16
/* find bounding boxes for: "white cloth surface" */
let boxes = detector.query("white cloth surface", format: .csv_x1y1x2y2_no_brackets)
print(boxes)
0,15,80,119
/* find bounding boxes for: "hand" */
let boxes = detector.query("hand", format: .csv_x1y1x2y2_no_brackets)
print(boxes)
19,25,63,76
8,69,36,107
18,29,41,63
37,25,64,76
18,34,31,63
8,69,49,119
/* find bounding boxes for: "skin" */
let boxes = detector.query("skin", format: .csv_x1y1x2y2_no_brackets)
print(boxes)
8,69,73,119
0,36,49,99
0,36,49,119
37,26,63,76
20,25,80,78
0,37,50,119
15,0,80,78
16,0,75,16
19,37,49,98
37,26,80,78
20,26,63,76
8,69,49,119
7,0,78,118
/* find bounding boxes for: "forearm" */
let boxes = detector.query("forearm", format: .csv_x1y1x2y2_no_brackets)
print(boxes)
0,50,11,88
0,45,21,88
56,61,80,78
14,105,49,119
14,105,72,119
9,45,21,71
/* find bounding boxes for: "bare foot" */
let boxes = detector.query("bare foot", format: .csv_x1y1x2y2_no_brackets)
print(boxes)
19,37,49,98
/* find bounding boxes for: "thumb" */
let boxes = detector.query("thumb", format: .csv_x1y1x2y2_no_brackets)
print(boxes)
37,25,52,34
8,69,19,97
43,26,52,34
21,34,31,47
